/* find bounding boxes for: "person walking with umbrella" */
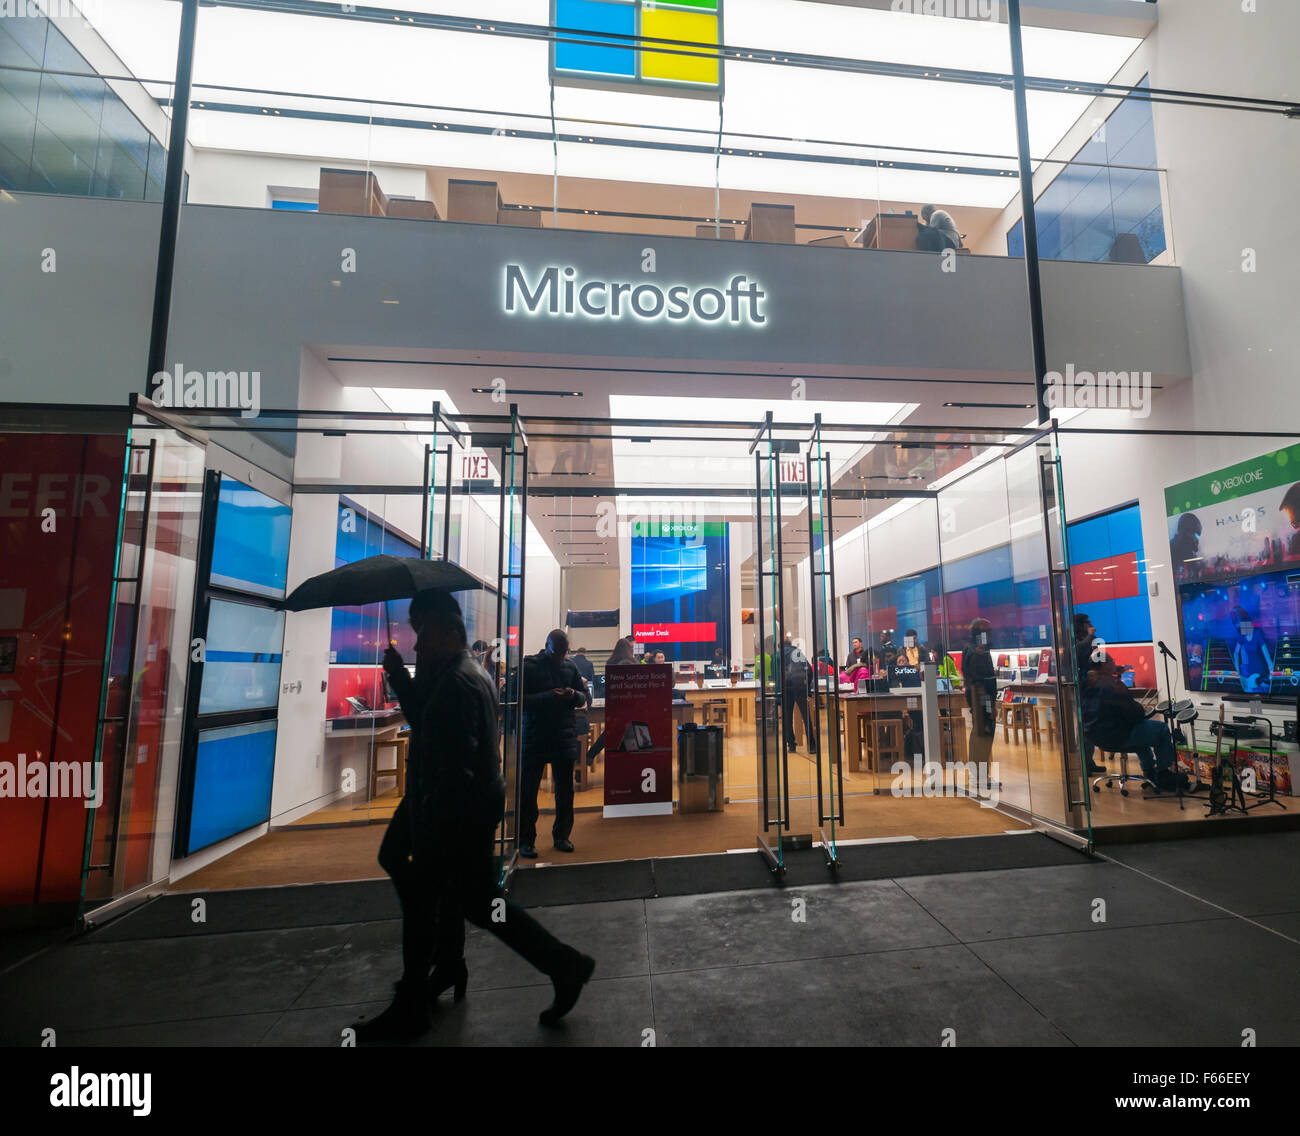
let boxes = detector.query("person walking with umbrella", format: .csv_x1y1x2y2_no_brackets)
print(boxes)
354,589,468,1043
282,559,595,1040
361,591,594,1039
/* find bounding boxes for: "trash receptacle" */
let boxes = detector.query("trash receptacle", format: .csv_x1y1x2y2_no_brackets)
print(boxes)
678,722,724,812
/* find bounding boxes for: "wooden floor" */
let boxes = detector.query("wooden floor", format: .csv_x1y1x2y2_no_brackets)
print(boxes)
175,794,1023,891
178,709,1288,891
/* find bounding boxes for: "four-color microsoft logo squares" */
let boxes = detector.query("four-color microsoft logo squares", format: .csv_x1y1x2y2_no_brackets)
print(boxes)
554,0,720,89
555,0,637,77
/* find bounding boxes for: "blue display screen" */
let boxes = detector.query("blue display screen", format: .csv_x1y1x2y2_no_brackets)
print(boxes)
198,598,285,715
630,521,730,662
1179,568,1300,697
186,720,278,854
210,474,292,599
331,500,421,664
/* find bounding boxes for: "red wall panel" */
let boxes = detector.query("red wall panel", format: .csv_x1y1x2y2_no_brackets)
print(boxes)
0,433,125,911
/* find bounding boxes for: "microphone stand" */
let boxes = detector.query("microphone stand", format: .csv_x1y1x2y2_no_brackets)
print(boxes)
1144,643,1205,808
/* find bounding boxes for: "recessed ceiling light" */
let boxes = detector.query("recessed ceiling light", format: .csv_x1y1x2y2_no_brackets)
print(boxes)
470,388,583,397
944,402,1034,409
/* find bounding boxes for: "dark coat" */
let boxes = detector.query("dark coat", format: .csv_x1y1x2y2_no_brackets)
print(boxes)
960,644,996,709
1082,676,1145,751
844,646,870,669
521,650,590,765
404,650,506,831
781,641,812,692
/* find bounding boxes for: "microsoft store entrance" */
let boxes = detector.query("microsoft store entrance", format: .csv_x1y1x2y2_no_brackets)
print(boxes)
429,407,1089,880
101,400,1092,901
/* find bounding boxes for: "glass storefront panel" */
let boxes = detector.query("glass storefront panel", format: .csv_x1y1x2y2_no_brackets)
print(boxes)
85,421,204,905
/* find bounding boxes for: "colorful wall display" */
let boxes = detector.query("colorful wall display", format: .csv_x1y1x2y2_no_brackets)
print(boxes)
1166,444,1300,697
630,520,730,662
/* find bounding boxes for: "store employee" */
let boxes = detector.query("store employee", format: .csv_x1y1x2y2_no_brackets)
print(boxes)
845,636,870,669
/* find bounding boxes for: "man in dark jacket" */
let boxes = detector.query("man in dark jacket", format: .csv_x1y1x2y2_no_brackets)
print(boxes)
781,638,815,752
519,628,589,857
962,618,997,764
844,636,870,669
1082,655,1187,791
357,592,595,1043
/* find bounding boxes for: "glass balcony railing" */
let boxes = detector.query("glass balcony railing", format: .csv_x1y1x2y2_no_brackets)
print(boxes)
1,3,1178,266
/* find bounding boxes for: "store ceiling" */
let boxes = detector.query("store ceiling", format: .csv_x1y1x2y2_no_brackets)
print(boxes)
352,356,1037,571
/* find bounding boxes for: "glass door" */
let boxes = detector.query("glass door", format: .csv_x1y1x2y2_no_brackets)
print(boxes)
805,420,844,865
425,400,466,561
82,407,206,914
495,407,528,882
752,413,789,874
1039,428,1093,842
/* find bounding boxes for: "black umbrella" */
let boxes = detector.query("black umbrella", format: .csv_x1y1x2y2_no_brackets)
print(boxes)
281,555,484,618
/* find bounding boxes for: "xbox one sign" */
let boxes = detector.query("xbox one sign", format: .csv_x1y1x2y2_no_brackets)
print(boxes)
503,264,767,327
1211,468,1264,497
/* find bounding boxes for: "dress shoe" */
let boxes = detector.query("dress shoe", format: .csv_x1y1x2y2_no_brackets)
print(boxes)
1086,762,1106,776
428,959,468,1003
518,844,539,859
539,953,596,1027
553,838,575,853
353,980,429,1044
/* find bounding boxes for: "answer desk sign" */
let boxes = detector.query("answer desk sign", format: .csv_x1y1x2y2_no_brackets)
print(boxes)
503,264,767,328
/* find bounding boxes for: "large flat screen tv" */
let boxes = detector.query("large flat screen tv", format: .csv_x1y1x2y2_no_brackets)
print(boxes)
197,598,285,715
209,474,292,599
1166,443,1300,700
1177,568,1300,697
185,719,278,855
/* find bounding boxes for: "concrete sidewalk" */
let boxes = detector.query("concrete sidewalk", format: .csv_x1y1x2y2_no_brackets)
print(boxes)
2,832,1298,1047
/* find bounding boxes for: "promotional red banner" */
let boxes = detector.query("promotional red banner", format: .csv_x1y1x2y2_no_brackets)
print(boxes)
603,663,674,816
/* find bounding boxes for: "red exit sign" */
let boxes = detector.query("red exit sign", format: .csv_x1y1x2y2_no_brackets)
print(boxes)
461,454,491,480
780,458,806,484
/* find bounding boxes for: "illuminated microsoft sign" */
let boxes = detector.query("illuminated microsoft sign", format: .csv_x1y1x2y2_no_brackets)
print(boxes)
503,264,766,326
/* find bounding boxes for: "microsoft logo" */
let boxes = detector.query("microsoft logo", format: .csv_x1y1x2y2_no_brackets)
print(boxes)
552,0,722,94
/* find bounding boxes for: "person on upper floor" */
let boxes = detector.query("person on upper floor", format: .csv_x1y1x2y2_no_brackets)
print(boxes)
917,204,962,252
